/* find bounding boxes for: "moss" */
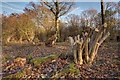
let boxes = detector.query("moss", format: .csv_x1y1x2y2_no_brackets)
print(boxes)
69,63,76,73
51,68,69,78
30,54,60,66
69,63,80,74
52,63,80,78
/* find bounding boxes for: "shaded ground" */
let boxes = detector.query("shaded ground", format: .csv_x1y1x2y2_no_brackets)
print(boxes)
1,41,120,79
2,42,69,61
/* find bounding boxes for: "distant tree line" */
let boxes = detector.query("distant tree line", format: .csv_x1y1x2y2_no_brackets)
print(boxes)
2,1,119,45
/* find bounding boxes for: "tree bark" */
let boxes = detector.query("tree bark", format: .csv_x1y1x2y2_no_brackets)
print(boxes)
85,38,89,63
89,43,99,64
73,44,77,64
101,0,105,25
55,16,59,41
78,43,83,65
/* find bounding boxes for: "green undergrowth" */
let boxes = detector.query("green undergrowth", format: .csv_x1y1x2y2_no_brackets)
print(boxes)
30,54,60,66
3,54,81,78
51,63,80,78
69,63,80,74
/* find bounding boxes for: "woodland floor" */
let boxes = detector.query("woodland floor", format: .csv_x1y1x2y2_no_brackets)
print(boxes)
1,41,120,79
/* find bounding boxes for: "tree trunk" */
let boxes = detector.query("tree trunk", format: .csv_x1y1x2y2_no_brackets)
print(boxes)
78,48,83,64
89,43,99,64
84,38,89,63
88,0,106,64
101,0,105,25
55,16,59,41
78,43,83,65
73,45,77,64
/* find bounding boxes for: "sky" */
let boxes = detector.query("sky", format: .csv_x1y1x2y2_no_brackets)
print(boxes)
0,1,119,19
0,2,101,15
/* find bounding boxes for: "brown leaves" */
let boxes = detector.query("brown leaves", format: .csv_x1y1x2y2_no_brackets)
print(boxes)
2,42,120,78
14,57,26,67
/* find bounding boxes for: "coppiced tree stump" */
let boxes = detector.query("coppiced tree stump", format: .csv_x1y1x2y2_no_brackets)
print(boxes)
68,24,110,65
68,0,110,65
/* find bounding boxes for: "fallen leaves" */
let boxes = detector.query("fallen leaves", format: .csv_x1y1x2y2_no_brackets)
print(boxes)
14,57,26,67
1,42,120,78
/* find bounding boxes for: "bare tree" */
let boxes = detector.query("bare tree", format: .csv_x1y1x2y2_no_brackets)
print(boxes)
67,14,81,27
81,9,97,27
41,0,74,42
24,2,55,42
66,14,81,37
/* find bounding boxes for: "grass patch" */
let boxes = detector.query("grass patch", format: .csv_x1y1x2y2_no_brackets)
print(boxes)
51,63,80,78
30,54,60,66
69,63,79,74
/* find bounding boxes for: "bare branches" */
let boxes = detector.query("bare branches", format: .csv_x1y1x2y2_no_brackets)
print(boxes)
58,2,74,17
42,1,56,15
81,9,97,27
99,32,110,45
68,20,110,64
41,0,74,41
41,0,74,18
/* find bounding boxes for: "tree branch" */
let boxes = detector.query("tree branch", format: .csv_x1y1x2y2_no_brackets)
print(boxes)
99,32,110,45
